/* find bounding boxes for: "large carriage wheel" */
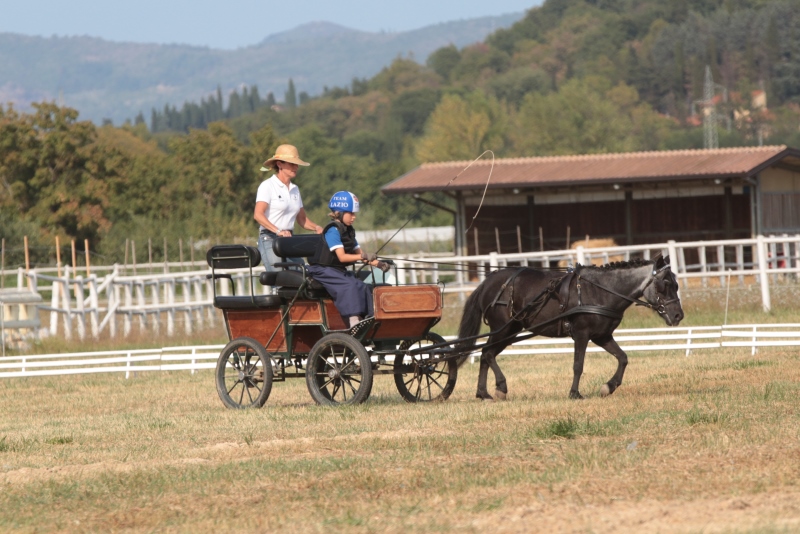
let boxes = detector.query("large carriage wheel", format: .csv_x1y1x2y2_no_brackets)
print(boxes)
305,333,373,406
215,337,273,409
394,332,458,403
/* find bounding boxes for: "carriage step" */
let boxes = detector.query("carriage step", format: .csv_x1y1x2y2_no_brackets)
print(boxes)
349,317,375,338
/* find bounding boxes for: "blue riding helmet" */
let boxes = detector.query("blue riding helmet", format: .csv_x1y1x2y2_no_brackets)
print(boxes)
328,191,360,213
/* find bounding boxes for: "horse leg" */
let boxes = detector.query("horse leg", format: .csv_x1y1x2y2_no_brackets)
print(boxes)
475,351,494,400
593,335,628,397
569,337,589,399
487,354,508,400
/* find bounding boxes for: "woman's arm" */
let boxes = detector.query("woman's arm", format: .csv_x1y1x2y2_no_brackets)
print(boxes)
254,201,291,237
296,208,323,234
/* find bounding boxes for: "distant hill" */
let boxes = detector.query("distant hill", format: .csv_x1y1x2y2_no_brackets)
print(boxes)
0,14,524,124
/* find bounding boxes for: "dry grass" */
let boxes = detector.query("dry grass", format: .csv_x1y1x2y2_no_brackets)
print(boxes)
2,342,800,532
3,286,800,532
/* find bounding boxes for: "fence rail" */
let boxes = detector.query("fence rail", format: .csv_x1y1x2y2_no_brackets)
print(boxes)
2,325,798,379
3,234,800,341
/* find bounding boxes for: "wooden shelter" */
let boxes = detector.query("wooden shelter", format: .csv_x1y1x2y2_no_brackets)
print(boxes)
382,146,800,255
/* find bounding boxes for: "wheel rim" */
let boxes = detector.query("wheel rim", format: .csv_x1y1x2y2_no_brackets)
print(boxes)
222,344,266,407
311,342,364,403
395,334,456,403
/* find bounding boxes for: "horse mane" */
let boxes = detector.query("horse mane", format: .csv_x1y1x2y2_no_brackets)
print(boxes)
576,258,653,273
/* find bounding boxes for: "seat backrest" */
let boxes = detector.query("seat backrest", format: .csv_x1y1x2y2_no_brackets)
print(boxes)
272,235,320,260
206,245,261,269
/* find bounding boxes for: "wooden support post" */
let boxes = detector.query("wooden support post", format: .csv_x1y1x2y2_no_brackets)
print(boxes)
539,226,543,251
23,236,31,290
473,228,479,256
179,238,184,270
132,240,137,276
190,237,195,265
163,236,168,274
495,227,501,253
148,238,152,273
56,236,62,278
565,226,571,250
516,225,522,253
1,237,4,288
84,239,91,277
124,238,129,274
71,239,78,294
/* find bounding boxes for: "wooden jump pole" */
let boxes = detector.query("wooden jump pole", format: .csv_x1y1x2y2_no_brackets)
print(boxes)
56,236,62,278
23,235,30,271
84,239,91,277
24,236,30,289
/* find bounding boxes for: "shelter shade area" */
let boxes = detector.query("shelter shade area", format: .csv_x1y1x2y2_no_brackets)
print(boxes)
382,146,800,255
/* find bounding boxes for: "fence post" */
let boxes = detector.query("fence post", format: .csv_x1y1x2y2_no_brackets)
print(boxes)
756,235,771,312
685,328,692,357
75,276,86,340
576,246,585,267
61,269,72,340
50,277,60,336
88,275,99,339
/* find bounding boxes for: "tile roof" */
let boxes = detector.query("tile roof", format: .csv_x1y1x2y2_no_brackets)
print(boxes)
382,146,800,193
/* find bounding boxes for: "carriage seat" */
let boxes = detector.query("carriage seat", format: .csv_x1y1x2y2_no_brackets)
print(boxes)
270,235,330,299
206,245,282,309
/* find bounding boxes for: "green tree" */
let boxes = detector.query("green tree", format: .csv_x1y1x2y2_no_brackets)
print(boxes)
285,78,297,108
415,91,507,162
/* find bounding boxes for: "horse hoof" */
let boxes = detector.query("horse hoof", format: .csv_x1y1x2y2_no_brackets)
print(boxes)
476,392,493,401
569,391,583,400
600,384,611,397
494,390,507,401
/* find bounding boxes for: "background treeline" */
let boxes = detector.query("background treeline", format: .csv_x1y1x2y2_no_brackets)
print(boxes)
4,0,800,268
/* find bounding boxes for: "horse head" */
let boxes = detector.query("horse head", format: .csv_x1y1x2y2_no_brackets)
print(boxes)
642,254,684,326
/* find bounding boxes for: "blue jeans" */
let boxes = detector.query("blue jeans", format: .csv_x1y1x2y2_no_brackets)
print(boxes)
258,233,302,271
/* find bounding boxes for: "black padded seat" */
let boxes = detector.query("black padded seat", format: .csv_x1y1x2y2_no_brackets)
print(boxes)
259,271,279,286
207,245,261,269
213,295,282,310
272,235,320,260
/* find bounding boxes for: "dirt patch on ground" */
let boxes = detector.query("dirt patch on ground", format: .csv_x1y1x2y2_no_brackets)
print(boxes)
469,491,800,533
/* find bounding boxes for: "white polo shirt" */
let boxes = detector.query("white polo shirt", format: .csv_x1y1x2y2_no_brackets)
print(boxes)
256,175,304,233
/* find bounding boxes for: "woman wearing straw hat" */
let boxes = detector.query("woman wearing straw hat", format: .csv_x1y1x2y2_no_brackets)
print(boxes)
254,144,323,271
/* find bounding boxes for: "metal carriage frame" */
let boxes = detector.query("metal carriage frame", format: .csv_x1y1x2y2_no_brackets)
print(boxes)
207,237,458,408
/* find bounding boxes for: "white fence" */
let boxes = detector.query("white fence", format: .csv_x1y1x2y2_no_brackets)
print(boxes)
1,324,798,379
2,234,800,341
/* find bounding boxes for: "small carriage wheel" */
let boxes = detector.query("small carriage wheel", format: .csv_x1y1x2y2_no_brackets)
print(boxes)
305,333,373,406
394,333,458,403
215,337,273,409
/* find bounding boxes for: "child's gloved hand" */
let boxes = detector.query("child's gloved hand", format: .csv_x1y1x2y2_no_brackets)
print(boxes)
361,251,378,262
376,261,390,273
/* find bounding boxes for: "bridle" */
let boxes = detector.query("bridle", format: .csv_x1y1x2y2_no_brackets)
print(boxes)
578,263,680,318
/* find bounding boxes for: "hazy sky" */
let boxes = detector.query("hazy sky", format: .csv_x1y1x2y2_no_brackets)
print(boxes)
2,0,541,49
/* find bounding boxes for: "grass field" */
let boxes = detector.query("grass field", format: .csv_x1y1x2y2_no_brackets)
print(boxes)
1,285,800,532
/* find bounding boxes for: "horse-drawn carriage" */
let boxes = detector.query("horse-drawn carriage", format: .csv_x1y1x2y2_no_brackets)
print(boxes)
207,236,457,408
207,236,684,408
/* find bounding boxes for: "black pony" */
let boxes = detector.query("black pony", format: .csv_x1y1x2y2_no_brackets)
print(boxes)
457,255,683,400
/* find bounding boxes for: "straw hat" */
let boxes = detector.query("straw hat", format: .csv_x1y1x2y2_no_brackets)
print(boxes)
260,144,310,171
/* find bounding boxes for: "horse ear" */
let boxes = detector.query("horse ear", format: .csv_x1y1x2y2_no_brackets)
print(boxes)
652,253,664,268
664,255,671,265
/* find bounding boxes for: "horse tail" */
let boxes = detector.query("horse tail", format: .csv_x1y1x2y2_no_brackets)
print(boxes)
455,284,485,368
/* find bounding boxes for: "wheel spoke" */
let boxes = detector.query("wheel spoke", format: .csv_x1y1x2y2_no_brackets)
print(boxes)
246,384,255,404
238,382,245,405
227,381,241,395
331,381,341,399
